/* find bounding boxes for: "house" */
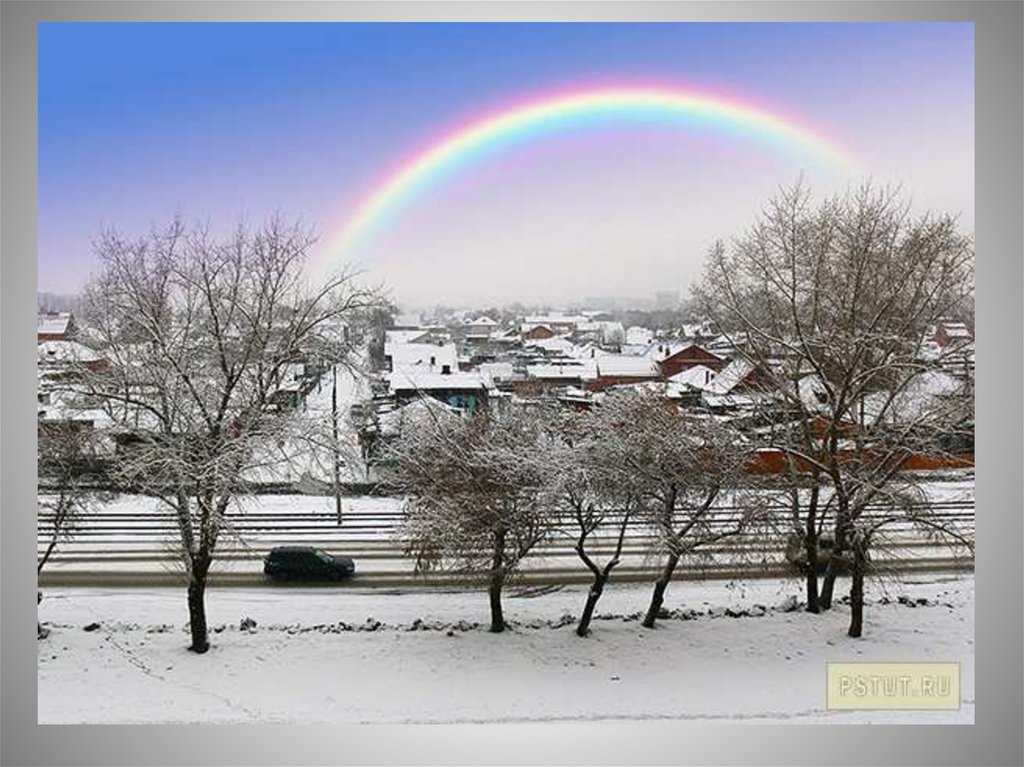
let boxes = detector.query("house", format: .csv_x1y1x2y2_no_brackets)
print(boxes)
655,343,728,378
523,335,577,356
37,340,106,373
38,312,77,343
586,355,661,392
522,324,556,341
387,370,492,412
476,362,516,384
385,328,432,346
933,321,972,349
523,314,588,336
463,315,499,339
702,358,765,396
668,364,717,390
516,362,596,396
699,358,770,413
384,341,459,374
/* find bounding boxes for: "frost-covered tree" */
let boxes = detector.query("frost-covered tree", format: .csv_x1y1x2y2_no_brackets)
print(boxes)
546,407,641,637
383,401,553,633
590,390,764,629
79,217,382,653
695,182,975,629
37,424,109,576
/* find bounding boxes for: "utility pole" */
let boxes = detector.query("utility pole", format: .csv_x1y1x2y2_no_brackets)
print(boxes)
332,363,343,526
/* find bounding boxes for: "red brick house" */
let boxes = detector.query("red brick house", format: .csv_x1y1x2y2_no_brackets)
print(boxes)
522,324,556,341
37,312,77,343
655,343,728,378
934,321,972,348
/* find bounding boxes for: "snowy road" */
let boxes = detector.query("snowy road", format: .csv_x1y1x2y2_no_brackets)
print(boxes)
37,480,975,587
37,574,975,724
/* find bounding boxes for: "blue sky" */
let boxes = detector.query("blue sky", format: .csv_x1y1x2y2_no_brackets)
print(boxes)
39,22,974,306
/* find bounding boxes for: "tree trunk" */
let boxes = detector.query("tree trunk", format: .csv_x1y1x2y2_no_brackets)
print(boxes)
642,551,681,629
820,561,838,610
805,529,820,614
187,557,211,653
332,364,343,526
576,575,607,637
488,528,507,633
848,545,866,638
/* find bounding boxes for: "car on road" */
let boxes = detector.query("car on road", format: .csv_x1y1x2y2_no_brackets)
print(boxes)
263,546,356,582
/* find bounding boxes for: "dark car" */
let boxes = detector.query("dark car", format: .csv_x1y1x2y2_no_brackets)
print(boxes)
263,546,356,582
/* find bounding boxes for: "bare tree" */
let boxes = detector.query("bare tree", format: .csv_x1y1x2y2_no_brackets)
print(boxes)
695,182,974,629
383,401,553,633
79,217,382,653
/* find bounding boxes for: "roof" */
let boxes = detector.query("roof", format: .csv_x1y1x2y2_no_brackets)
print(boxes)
476,362,515,380
668,365,717,389
387,370,492,392
384,329,430,345
702,358,756,395
524,314,588,326
526,363,595,380
385,342,458,373
378,397,460,436
37,313,72,336
37,340,101,364
523,336,576,354
594,355,660,378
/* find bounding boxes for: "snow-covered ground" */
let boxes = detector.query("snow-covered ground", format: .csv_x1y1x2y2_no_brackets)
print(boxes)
38,574,974,724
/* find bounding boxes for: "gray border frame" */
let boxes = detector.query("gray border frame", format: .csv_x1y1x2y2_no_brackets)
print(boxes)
3,3,1020,766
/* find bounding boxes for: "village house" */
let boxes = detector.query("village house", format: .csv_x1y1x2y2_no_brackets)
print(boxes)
585,355,661,392
387,370,493,412
37,312,77,343
654,342,729,378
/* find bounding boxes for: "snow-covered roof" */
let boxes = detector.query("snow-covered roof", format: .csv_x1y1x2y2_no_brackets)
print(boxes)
938,322,971,338
387,370,492,392
668,365,717,389
594,355,660,378
37,340,101,365
625,326,654,346
526,363,596,381
861,369,966,424
476,362,515,381
385,342,458,373
524,314,588,326
378,396,460,437
568,342,612,360
523,336,577,354
37,313,73,336
702,358,756,395
384,329,430,346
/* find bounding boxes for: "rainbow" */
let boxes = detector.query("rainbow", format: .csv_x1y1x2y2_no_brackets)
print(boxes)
327,85,854,257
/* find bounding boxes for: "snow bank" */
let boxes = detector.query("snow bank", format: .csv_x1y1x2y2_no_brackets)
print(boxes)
38,575,974,724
